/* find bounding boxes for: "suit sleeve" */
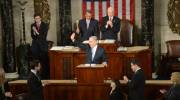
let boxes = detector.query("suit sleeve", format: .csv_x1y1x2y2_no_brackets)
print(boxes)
94,20,100,39
102,49,108,63
101,17,108,33
112,18,120,34
41,23,48,40
31,24,36,40
73,40,89,50
127,71,144,90
27,76,42,93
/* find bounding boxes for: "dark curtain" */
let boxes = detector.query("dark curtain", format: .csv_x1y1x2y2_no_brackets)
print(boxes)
58,0,72,46
0,0,16,72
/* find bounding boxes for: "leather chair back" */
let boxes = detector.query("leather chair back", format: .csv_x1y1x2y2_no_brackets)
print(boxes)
166,40,180,57
118,19,133,46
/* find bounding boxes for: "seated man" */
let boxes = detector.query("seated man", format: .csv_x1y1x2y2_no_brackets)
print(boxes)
71,33,107,65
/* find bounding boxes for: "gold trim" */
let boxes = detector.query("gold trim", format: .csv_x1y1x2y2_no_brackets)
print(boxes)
167,0,180,35
34,0,51,25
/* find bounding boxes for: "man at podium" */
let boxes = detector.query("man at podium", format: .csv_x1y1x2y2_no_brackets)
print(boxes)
71,33,108,66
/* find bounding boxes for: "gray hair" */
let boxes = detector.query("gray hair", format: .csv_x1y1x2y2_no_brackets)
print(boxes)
89,36,98,41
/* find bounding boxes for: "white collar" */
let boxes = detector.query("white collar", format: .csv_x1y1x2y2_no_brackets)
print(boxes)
92,45,98,51
135,67,141,73
31,69,37,75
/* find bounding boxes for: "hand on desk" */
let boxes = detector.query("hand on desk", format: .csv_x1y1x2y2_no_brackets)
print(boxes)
5,92,12,98
102,62,107,67
42,81,49,87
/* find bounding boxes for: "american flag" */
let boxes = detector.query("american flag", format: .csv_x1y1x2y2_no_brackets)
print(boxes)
82,0,134,23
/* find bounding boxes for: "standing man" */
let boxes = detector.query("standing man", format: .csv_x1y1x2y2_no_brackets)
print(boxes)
101,7,120,40
71,33,107,65
123,59,145,100
31,14,49,79
76,10,99,42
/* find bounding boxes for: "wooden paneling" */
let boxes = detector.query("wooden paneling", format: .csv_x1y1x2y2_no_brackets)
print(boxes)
49,46,152,80
9,80,172,100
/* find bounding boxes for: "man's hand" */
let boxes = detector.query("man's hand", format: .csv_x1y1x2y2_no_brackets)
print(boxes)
102,62,107,67
70,33,76,42
160,89,167,94
106,20,113,28
5,92,12,97
32,26,39,35
123,76,129,83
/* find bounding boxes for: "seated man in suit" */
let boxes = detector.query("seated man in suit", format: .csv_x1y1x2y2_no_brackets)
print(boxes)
71,33,107,66
75,10,99,42
101,6,120,40
123,59,145,100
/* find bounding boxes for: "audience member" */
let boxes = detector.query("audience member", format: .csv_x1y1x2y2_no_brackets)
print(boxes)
0,67,12,100
101,7,120,40
160,72,180,100
27,60,43,100
123,59,145,100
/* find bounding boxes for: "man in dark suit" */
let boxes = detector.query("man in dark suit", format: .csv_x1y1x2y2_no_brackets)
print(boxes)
31,14,48,59
27,60,43,100
76,10,99,42
123,59,145,100
101,7,120,40
31,14,49,79
71,33,107,65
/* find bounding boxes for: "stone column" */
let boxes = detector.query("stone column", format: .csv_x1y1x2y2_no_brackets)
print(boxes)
58,0,72,46
141,0,154,46
0,0,16,73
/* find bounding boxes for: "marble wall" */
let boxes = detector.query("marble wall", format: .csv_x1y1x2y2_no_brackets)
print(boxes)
12,0,59,47
154,0,180,54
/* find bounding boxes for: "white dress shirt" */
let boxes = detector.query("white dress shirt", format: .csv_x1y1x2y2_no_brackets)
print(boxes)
91,45,98,61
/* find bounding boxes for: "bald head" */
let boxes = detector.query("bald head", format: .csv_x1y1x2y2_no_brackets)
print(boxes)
107,7,114,17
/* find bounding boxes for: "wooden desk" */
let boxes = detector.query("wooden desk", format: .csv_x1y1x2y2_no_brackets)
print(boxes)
49,45,152,79
9,80,172,100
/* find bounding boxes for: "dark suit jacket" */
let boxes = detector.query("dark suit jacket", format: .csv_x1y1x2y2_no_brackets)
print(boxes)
31,21,48,40
128,69,145,100
27,72,43,100
79,18,99,41
101,16,120,40
0,81,10,100
109,88,123,100
74,40,108,64
164,85,180,100
30,21,49,58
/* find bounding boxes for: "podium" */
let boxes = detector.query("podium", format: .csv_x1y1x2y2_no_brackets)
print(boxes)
75,64,107,100
75,64,105,84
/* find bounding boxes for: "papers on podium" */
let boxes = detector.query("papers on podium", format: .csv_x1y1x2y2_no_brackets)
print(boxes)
50,46,80,52
77,64,105,68
83,39,115,44
117,46,149,52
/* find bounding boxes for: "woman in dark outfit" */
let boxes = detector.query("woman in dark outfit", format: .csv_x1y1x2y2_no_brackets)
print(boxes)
160,72,180,100
109,80,123,100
